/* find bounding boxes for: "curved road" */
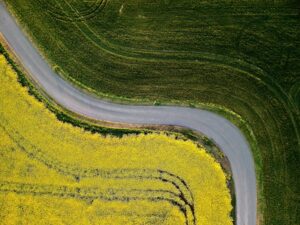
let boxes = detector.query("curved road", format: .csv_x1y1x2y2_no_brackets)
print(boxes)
0,3,256,225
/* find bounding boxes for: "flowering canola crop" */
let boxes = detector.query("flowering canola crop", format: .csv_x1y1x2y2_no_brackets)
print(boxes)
0,55,232,225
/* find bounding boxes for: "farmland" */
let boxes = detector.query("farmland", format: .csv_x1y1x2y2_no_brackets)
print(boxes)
0,54,232,224
2,0,300,224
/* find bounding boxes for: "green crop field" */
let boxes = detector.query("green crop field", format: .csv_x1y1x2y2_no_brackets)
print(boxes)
3,0,300,224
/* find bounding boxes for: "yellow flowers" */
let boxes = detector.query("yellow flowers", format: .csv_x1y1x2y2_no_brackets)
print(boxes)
0,55,232,225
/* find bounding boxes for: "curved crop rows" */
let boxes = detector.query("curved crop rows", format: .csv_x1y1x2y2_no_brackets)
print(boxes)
0,111,196,225
44,0,108,22
0,181,193,224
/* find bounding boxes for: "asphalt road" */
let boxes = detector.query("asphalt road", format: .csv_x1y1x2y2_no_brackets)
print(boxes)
0,3,256,225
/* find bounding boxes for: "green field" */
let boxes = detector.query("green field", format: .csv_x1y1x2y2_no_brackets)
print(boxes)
3,0,300,224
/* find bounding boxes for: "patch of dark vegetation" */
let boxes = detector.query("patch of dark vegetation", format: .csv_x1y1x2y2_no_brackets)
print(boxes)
54,111,144,137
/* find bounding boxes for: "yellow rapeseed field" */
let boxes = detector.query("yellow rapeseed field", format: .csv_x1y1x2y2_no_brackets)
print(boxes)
0,54,232,225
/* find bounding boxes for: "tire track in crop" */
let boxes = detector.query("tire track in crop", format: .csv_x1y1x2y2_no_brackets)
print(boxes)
0,115,194,208
0,181,191,224
0,128,195,224
289,80,300,111
0,120,196,225
43,0,108,22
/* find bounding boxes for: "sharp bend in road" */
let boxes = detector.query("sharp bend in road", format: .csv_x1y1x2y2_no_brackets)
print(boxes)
0,3,256,225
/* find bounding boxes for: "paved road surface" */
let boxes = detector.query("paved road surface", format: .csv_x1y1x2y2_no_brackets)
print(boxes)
0,3,256,225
